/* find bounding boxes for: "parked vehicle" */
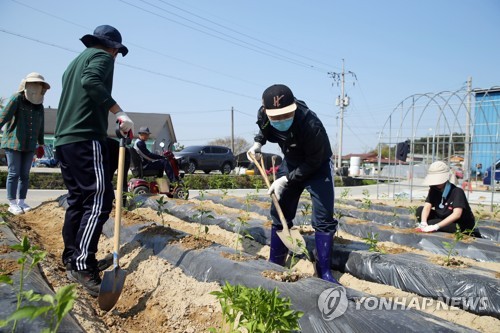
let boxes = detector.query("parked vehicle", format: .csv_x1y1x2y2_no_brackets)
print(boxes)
483,159,500,190
174,145,235,174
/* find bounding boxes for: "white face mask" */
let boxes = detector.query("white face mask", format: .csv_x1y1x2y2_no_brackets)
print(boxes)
24,82,44,105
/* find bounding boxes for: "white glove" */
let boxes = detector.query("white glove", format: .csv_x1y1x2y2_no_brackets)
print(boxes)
268,176,288,200
416,221,428,228
246,142,262,161
418,224,440,233
115,110,134,136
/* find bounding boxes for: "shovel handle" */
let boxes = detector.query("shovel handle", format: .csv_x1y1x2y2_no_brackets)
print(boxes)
249,153,291,235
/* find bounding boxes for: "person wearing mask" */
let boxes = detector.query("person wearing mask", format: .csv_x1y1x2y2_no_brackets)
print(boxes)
0,72,49,215
416,161,481,237
247,84,340,284
55,25,134,296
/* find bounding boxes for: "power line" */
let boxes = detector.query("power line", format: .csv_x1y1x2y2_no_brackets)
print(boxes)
120,0,329,72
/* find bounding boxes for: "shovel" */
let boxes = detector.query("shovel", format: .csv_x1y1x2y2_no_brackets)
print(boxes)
98,126,130,311
249,153,305,254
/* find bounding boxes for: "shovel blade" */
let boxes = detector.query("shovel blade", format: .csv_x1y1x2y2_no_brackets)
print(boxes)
98,267,127,311
277,229,306,254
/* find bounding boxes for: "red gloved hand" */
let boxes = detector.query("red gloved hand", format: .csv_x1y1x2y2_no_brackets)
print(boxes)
36,145,45,158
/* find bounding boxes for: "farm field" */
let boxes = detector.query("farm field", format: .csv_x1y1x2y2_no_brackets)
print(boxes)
1,190,499,332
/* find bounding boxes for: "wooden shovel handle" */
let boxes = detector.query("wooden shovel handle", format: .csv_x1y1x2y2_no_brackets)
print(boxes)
249,153,291,234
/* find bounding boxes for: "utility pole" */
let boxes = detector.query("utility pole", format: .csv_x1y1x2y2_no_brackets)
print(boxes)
328,59,356,169
231,106,235,153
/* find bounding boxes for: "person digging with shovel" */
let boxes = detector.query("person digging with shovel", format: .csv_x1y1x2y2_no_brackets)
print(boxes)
55,25,134,297
247,84,340,284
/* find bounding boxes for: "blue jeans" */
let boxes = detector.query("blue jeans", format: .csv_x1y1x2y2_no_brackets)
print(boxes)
5,149,34,201
271,159,338,233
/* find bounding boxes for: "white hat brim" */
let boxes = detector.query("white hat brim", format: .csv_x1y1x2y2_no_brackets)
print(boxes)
265,102,297,117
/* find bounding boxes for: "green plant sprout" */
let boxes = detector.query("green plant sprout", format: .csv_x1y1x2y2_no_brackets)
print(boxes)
287,237,310,274
193,207,214,240
299,202,312,226
198,189,208,200
209,282,303,333
0,236,77,333
363,232,384,253
442,224,464,266
155,196,170,226
122,191,144,211
253,177,264,193
361,189,372,209
233,214,254,256
339,188,351,204
219,188,229,200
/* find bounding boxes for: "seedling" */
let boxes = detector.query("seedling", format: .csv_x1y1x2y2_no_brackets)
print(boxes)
209,282,303,333
123,191,144,211
0,236,77,333
219,188,229,200
233,214,254,256
287,237,310,273
155,196,170,226
361,189,372,209
339,188,351,204
442,224,464,266
299,202,312,226
193,207,214,240
363,232,384,253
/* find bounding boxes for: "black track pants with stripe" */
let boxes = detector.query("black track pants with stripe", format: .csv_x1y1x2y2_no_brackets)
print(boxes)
57,140,114,271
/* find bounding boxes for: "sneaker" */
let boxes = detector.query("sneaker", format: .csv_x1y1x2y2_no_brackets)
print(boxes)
8,204,24,215
18,202,32,212
69,269,101,297
65,255,113,273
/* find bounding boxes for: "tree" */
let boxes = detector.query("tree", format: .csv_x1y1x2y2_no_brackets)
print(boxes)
0,97,5,109
208,136,251,155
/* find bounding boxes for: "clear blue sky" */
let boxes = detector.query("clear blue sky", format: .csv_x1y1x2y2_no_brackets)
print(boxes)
1,0,499,156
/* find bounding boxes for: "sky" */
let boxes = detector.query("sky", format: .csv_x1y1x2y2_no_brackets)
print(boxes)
1,0,499,157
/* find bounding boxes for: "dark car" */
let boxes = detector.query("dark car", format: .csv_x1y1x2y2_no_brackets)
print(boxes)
174,145,235,174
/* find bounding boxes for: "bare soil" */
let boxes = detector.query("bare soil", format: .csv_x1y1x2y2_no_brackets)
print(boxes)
1,195,499,332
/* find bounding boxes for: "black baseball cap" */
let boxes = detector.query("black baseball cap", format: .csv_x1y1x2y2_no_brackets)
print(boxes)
262,84,297,117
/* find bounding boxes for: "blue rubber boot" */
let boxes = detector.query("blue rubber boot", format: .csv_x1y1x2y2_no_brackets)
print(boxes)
315,231,341,284
269,226,288,266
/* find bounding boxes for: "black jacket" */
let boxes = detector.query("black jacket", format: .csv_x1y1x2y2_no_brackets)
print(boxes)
254,100,333,186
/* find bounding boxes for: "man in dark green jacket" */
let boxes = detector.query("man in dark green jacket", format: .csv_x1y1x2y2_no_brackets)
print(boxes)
55,25,134,297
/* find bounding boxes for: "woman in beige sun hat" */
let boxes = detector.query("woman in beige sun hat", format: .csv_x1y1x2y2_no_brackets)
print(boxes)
0,72,50,215
415,161,481,237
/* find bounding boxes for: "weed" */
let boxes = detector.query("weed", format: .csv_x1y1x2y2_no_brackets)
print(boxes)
209,282,303,333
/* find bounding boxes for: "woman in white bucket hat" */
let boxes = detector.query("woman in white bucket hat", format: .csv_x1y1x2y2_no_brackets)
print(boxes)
0,72,50,215
415,161,481,237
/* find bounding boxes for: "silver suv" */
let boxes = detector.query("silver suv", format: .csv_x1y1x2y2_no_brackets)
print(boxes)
174,145,235,174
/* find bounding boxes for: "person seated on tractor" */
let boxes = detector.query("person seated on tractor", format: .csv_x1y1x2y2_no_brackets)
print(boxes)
133,126,177,186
